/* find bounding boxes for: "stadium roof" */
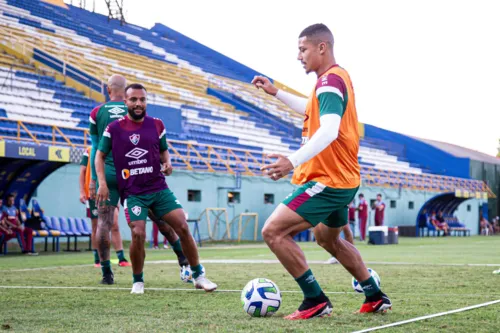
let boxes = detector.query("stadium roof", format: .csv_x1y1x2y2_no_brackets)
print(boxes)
415,137,500,165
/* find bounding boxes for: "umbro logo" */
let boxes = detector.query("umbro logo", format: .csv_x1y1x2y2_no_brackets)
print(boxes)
125,147,148,160
107,106,126,118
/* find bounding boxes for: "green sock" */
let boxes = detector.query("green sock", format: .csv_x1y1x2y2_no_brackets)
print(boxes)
295,269,322,298
92,249,100,264
116,250,126,262
133,272,144,283
191,264,204,279
101,260,112,276
171,239,183,254
360,276,381,297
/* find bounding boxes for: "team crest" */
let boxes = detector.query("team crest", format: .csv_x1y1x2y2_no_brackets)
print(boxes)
131,206,141,216
129,134,140,145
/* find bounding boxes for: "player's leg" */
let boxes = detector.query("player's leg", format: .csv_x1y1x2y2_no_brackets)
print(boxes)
23,227,36,255
314,209,392,313
148,209,188,267
327,224,353,264
263,182,335,320
95,176,117,284
87,200,100,267
110,206,131,267
151,218,159,249
360,217,367,241
153,189,216,291
124,197,149,294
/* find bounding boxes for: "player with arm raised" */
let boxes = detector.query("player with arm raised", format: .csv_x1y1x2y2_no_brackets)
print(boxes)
96,83,216,294
253,24,392,319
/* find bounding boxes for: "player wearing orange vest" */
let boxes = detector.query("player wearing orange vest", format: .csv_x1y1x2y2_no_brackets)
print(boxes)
79,147,131,268
253,24,392,319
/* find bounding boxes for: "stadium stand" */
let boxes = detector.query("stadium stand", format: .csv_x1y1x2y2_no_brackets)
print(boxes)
0,0,495,203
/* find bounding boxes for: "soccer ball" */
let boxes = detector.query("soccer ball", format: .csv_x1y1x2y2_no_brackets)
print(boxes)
241,278,282,317
352,268,381,293
180,265,193,283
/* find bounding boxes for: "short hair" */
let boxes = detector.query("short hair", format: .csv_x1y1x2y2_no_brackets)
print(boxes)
358,193,364,198
7,193,14,200
377,193,382,197
299,23,334,48
125,83,147,96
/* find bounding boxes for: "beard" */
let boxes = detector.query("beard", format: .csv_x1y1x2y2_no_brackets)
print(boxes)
128,107,146,120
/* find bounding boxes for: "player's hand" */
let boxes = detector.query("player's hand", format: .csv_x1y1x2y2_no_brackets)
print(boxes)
261,154,294,181
161,162,173,176
96,185,109,208
251,76,278,96
79,191,86,204
89,179,97,200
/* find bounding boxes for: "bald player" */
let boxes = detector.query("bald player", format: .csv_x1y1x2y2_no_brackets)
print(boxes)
253,24,392,319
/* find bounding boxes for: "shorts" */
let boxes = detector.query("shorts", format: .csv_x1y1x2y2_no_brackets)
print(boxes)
124,188,182,224
96,170,120,207
86,199,98,219
283,181,358,228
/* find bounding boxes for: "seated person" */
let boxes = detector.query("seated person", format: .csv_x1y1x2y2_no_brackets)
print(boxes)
1,194,37,255
480,216,493,235
431,211,449,236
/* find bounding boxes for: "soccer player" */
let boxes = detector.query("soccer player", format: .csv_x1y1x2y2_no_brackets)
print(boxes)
373,193,386,226
79,147,130,267
253,24,392,319
89,75,133,283
1,194,37,255
95,83,216,294
358,193,368,241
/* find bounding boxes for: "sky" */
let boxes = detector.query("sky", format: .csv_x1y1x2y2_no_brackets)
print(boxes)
66,0,500,156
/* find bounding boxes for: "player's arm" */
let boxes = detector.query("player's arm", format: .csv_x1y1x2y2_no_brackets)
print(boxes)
155,118,173,176
88,106,100,181
251,75,307,115
79,150,89,204
95,126,112,206
286,74,346,168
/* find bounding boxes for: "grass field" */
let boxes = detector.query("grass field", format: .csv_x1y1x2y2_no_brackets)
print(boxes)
1,237,500,332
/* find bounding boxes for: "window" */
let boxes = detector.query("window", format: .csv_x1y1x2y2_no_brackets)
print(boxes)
467,205,471,212
408,201,414,210
228,191,240,204
390,200,396,208
370,199,376,208
264,194,274,204
187,190,201,202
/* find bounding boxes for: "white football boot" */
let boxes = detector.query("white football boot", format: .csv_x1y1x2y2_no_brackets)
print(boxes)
131,282,144,294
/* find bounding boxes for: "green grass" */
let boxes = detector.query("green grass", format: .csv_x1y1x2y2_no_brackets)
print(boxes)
1,237,500,332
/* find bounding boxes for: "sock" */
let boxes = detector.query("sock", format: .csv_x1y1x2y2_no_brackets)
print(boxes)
92,249,100,264
295,269,322,298
133,272,144,283
116,250,126,262
191,264,204,279
171,239,183,254
101,260,112,276
360,276,381,297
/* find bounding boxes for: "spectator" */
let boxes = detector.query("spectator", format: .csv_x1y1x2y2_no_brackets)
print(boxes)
431,211,449,236
373,194,386,226
357,193,368,241
418,209,428,236
480,216,493,235
1,194,37,255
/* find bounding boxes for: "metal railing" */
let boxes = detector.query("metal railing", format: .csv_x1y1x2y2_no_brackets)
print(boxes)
0,118,494,197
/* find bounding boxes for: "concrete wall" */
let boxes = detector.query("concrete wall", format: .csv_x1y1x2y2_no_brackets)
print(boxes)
32,165,484,241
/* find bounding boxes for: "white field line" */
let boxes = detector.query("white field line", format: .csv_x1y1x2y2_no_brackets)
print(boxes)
351,299,500,333
2,259,500,272
0,285,499,299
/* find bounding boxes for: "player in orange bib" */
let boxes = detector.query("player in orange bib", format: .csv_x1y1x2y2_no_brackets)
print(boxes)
253,24,392,319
